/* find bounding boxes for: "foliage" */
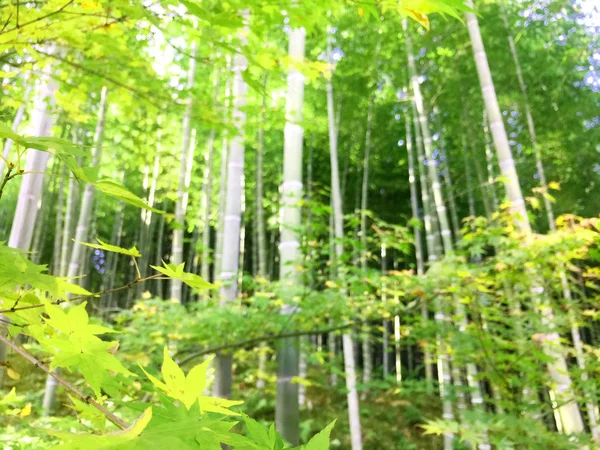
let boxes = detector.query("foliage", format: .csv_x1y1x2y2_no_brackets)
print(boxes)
1,0,599,448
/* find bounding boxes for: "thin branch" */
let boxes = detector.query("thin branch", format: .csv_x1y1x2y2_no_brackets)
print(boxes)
0,165,21,203
0,0,74,35
1,10,11,32
34,49,169,108
0,333,129,429
132,257,141,280
176,322,357,366
0,274,162,314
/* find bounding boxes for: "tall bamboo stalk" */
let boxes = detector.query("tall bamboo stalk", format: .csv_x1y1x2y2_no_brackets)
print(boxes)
255,75,268,280
461,134,477,218
171,40,198,302
255,81,268,383
406,17,488,447
404,112,433,387
7,66,57,252
8,65,58,395
154,201,166,298
465,0,585,433
327,30,362,450
31,159,59,264
137,152,160,298
434,107,460,237
468,132,492,219
413,105,454,450
200,70,221,282
59,132,81,278
482,113,499,212
360,97,374,390
213,12,249,399
1,65,57,389
46,87,108,413
213,68,231,284
275,25,306,445
66,87,108,281
105,201,124,311
51,164,66,275
500,2,598,435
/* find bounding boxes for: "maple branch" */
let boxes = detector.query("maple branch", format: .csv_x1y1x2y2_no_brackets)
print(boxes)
0,165,21,203
176,322,357,366
0,0,74,35
0,333,129,429
132,257,141,280
34,49,169,108
1,10,11,32
0,274,162,314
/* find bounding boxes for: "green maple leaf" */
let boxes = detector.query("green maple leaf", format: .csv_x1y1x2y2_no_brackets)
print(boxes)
34,301,134,397
48,407,152,449
0,244,59,296
79,238,141,258
151,261,214,292
303,420,336,450
140,347,242,414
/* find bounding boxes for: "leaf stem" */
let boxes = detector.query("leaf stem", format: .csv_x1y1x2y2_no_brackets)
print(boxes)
176,321,358,366
0,274,162,314
0,333,129,429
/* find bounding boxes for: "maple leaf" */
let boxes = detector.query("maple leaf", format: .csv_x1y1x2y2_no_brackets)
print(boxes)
33,301,135,397
151,261,214,291
140,347,242,414
48,407,152,449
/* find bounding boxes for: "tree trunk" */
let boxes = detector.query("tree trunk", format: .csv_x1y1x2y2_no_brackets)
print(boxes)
467,131,492,218
404,112,432,388
104,201,124,312
66,87,108,281
255,75,268,280
171,41,198,302
60,133,81,278
213,71,231,284
500,3,598,435
45,87,107,413
213,12,249,399
405,18,459,447
275,26,306,446
327,31,362,450
200,71,221,282
481,112,499,212
255,77,269,391
461,134,477,218
153,201,166,298
51,164,66,275
465,0,585,433
137,152,160,298
31,159,59,265
1,66,57,388
499,2,553,229
434,107,460,238
413,104,454,450
360,97,374,391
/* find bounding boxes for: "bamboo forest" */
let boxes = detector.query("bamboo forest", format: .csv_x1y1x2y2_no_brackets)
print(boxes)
1,0,600,449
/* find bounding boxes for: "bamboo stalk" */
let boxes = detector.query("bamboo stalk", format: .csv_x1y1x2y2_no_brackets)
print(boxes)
327,30,362,450
171,39,198,302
